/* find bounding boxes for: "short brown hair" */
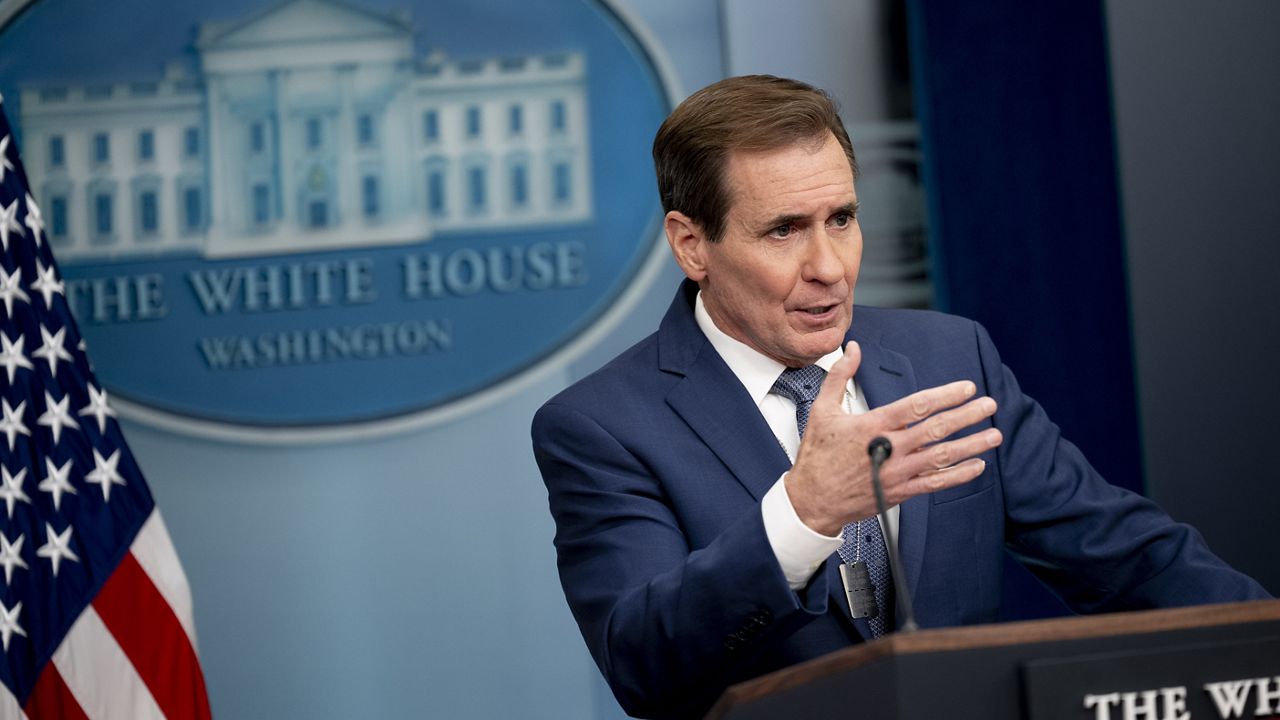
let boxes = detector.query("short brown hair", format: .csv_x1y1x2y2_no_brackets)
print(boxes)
652,75,857,243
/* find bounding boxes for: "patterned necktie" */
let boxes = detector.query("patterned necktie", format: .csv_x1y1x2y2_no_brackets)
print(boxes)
772,365,893,637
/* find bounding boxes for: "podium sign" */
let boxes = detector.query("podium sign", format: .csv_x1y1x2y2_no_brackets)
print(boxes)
1023,636,1280,720
708,601,1280,720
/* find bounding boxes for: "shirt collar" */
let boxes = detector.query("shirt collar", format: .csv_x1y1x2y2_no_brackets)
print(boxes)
694,290,846,407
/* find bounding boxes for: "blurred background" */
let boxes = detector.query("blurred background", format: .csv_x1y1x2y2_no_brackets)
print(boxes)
0,0,1276,716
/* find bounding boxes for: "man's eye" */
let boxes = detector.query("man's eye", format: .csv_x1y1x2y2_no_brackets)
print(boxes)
770,224,794,238
831,212,853,228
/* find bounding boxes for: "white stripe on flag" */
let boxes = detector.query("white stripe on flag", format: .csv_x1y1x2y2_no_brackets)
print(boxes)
129,510,199,651
51,606,165,720
0,680,29,720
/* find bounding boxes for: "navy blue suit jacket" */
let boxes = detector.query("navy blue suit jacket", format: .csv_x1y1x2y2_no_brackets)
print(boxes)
531,281,1268,719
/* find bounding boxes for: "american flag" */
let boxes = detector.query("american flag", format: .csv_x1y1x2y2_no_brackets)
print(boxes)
0,99,211,717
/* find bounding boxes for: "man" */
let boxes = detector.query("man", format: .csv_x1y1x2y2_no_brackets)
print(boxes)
531,75,1268,720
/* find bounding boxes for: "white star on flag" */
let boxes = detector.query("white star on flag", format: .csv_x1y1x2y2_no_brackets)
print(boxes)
0,600,26,652
0,331,33,383
0,135,12,183
85,447,126,502
30,259,63,308
32,324,73,377
37,457,76,512
22,192,44,244
0,532,28,584
0,397,30,451
79,383,117,434
36,522,79,578
0,198,23,251
0,264,29,317
37,390,79,444
0,464,31,519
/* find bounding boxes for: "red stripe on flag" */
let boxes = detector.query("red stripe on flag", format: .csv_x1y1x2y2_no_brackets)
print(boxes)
92,552,212,720
25,662,90,720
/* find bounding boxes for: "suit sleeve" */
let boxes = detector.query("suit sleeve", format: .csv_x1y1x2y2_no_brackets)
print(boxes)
975,321,1271,610
532,400,830,719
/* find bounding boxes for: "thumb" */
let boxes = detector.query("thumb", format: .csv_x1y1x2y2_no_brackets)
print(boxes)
812,341,861,412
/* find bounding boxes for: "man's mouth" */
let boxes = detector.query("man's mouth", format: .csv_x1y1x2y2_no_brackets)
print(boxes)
802,304,837,315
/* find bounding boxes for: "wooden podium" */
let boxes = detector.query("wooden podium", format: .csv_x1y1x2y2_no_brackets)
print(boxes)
706,600,1280,720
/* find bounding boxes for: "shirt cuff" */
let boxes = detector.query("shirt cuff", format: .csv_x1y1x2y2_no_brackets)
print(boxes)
762,473,844,590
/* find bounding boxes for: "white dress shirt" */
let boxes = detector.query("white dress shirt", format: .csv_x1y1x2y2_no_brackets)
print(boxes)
693,292,899,591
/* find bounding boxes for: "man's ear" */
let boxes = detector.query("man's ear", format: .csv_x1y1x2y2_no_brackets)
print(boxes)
665,211,708,281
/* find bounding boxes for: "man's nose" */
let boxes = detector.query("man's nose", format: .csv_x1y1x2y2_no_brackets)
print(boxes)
802,231,846,284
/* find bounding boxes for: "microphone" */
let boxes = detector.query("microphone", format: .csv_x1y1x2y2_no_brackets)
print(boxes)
867,436,918,633
868,436,892,464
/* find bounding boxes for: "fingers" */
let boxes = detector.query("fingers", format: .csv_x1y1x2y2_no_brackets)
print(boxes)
894,457,989,502
874,387,1002,507
900,396,998,450
876,379,978,430
893,426,1003,480
811,341,862,413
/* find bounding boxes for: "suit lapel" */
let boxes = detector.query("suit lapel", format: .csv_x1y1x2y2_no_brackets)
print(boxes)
665,344,792,503
659,282,792,502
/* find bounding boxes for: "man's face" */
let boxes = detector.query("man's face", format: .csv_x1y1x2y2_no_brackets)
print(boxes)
669,131,861,368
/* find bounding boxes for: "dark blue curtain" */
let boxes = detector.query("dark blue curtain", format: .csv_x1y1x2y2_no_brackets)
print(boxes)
904,1,1141,619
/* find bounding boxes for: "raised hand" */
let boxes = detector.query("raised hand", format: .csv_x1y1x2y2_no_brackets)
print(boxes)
785,341,1003,535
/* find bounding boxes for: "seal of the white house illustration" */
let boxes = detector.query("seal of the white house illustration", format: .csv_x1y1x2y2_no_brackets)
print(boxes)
0,0,675,439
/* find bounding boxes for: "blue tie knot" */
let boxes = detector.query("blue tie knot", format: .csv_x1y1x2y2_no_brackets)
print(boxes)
771,365,826,407
772,365,826,437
